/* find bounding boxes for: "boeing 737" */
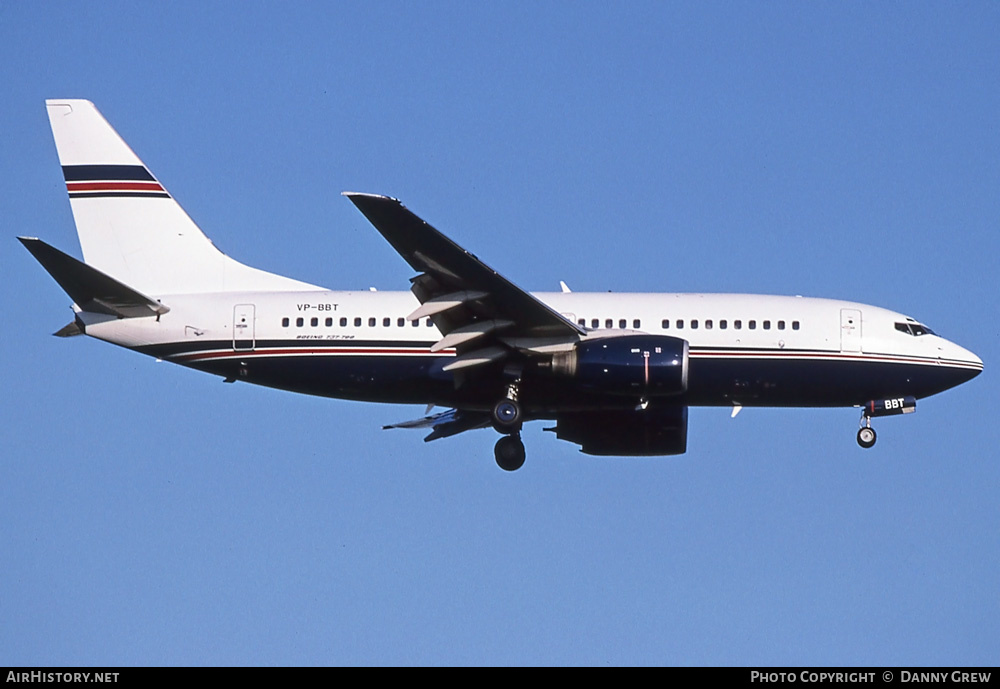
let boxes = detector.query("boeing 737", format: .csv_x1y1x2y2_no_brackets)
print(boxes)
22,100,983,470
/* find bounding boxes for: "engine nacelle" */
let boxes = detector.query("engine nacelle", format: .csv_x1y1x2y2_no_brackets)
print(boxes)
547,405,688,456
550,335,689,396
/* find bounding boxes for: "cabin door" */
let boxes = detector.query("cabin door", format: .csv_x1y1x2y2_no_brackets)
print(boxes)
233,304,256,351
840,308,861,353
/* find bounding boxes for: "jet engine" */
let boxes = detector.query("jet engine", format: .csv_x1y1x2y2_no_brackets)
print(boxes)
549,335,689,396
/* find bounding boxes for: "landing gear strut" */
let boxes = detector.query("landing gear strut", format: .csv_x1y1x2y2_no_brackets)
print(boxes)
491,380,523,431
492,380,525,470
857,414,877,449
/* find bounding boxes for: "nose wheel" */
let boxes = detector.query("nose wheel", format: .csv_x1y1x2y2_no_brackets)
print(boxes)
857,426,877,448
857,413,877,449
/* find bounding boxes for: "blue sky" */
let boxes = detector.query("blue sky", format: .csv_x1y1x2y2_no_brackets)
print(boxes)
2,2,998,665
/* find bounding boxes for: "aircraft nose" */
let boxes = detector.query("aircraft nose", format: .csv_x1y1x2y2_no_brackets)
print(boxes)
943,340,983,381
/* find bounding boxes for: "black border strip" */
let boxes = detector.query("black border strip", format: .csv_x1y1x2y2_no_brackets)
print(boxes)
68,191,171,199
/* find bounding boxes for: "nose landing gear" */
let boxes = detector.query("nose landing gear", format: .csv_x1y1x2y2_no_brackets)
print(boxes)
857,422,877,449
856,396,916,449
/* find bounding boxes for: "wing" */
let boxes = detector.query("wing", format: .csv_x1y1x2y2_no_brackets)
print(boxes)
344,193,585,375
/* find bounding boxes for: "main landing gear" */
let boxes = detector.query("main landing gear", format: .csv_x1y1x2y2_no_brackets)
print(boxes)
492,382,525,471
494,433,525,471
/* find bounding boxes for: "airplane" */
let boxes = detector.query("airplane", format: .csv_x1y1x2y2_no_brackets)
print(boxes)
22,99,983,471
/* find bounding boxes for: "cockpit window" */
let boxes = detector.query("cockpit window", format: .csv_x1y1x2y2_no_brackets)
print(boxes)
895,321,936,337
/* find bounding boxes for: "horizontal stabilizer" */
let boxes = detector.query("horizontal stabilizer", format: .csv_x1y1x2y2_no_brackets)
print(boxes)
19,237,169,318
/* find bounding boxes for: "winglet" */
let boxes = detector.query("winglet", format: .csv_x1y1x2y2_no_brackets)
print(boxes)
19,237,169,318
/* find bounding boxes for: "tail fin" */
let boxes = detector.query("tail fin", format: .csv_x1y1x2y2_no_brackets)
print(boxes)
46,100,317,295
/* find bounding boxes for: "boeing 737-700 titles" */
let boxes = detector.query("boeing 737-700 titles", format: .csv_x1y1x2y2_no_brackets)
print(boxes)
22,100,983,470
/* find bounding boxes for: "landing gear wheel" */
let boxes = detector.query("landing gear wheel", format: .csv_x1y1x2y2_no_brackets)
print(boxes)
857,426,877,449
494,435,526,471
491,399,522,431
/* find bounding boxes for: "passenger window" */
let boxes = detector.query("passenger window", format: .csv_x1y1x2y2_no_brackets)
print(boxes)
578,318,586,327
691,320,699,329
383,317,391,327
763,320,770,330
676,319,684,329
661,319,669,329
354,317,361,327
633,319,641,329
619,319,626,329
705,319,713,330
605,319,613,329
398,318,405,327
792,321,800,330
778,320,785,330
326,317,333,327
310,317,318,327
340,317,347,327
720,320,727,330
412,319,419,327
296,317,304,327
734,320,742,330
749,320,756,330
368,317,376,327
282,317,289,327
426,319,433,327
591,319,599,328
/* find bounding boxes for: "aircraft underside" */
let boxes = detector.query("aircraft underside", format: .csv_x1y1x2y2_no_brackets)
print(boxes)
128,337,982,469
143,340,978,410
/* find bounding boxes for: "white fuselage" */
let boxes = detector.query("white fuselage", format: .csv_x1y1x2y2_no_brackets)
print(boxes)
79,289,982,411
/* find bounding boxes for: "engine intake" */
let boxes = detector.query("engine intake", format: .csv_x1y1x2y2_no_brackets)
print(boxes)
550,335,689,396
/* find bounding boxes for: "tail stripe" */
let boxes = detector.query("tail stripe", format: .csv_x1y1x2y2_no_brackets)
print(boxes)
63,164,156,181
63,164,168,199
